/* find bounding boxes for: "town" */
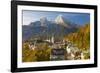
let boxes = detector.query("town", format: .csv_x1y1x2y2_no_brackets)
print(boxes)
25,35,90,61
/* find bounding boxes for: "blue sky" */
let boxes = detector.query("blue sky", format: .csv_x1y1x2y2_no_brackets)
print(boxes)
22,10,90,25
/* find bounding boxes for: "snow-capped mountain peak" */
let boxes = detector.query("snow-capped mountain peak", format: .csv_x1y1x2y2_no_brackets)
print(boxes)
55,15,70,28
55,15,65,24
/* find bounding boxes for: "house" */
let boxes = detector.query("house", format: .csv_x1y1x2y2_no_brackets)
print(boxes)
28,41,37,50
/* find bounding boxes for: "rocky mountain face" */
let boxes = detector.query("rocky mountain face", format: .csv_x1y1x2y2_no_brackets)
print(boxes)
22,15,81,41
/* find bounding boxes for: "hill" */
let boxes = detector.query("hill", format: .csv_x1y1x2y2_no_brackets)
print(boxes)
64,24,90,50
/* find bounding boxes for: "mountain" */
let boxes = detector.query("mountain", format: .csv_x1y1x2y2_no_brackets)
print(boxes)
55,15,70,28
22,15,81,41
40,17,48,26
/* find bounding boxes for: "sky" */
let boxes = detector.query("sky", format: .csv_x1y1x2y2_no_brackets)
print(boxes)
22,10,90,25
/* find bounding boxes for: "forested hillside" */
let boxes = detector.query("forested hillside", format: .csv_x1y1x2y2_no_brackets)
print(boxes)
64,24,90,50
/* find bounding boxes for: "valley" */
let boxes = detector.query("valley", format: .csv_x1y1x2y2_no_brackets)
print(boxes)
22,15,90,62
